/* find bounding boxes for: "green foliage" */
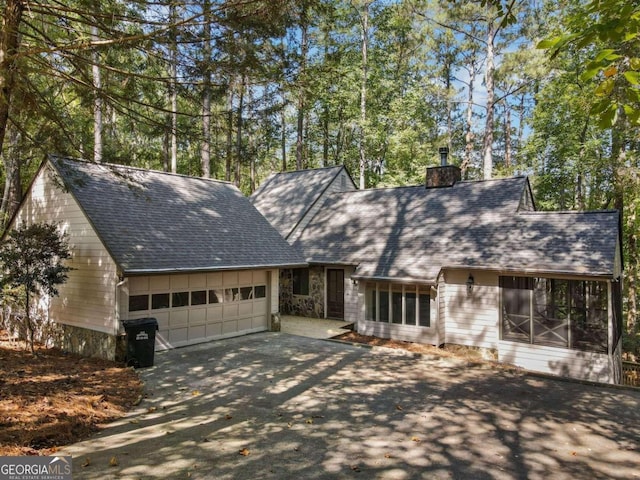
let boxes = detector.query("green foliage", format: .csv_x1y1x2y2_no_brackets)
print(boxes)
0,222,72,352
538,0,640,127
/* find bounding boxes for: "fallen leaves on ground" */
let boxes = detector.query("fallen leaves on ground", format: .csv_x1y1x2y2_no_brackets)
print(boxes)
238,448,250,456
0,330,142,456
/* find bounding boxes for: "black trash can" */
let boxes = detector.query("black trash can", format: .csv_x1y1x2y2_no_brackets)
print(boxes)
122,318,158,368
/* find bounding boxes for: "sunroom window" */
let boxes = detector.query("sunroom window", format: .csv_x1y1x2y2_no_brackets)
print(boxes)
501,276,608,353
365,283,431,327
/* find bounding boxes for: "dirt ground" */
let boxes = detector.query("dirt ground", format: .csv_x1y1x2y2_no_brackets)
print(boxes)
333,331,507,365
0,330,142,456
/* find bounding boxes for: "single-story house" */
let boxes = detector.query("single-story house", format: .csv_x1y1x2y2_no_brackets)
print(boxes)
251,164,624,384
7,156,305,360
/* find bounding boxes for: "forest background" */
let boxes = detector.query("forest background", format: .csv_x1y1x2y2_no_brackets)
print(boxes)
0,0,639,356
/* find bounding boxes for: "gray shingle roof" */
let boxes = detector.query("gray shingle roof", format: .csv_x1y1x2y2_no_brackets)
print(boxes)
50,156,306,274
250,166,350,239
293,177,619,282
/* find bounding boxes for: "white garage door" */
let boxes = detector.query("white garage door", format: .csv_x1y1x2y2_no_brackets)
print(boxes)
126,270,270,349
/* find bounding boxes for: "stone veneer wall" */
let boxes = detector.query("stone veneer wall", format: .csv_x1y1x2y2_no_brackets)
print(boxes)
53,324,126,362
280,266,325,318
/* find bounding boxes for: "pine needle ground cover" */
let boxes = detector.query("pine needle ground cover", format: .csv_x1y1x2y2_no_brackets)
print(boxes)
0,330,142,455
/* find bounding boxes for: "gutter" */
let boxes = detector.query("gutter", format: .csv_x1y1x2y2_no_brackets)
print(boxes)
122,262,309,276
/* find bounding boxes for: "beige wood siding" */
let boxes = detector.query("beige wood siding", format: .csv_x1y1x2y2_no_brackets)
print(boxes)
436,273,446,346
12,164,119,335
343,266,358,323
498,341,613,383
125,269,272,349
288,170,356,243
443,270,499,350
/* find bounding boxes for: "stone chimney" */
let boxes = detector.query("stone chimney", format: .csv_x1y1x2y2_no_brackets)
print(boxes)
426,147,461,188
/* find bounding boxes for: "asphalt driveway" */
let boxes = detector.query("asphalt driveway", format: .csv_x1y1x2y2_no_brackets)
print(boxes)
62,332,640,479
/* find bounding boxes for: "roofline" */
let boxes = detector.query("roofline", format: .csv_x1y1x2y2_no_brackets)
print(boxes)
517,209,619,216
445,265,616,280
286,165,356,240
122,262,309,276
308,260,359,267
49,154,236,187
351,274,437,285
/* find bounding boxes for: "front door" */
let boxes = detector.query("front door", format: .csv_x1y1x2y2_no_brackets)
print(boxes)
327,269,344,319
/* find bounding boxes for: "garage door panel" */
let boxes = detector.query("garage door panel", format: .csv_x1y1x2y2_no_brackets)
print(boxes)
238,302,253,316
238,317,252,331
206,322,222,337
169,311,188,328
252,315,268,329
189,308,206,326
223,320,238,334
170,327,188,344
223,304,239,318
239,270,252,285
190,324,206,340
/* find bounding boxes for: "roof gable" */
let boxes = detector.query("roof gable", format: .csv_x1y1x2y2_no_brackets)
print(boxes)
250,165,355,239
49,156,305,274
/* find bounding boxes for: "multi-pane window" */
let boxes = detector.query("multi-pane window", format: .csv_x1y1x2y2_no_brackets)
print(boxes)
365,283,431,327
501,276,608,353
129,284,268,312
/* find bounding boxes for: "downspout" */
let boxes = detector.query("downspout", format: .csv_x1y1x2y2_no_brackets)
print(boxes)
115,275,128,336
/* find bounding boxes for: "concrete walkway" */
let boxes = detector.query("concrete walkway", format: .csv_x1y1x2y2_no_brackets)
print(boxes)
280,315,353,339
61,333,640,480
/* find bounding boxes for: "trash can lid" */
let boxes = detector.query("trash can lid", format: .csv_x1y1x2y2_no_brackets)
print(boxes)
122,317,158,328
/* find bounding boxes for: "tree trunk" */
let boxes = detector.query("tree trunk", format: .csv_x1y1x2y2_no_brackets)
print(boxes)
235,75,245,187
225,81,234,182
461,61,476,178
482,17,497,180
0,0,23,157
201,0,211,178
358,2,370,190
92,24,103,163
296,11,308,171
503,103,511,169
1,126,21,226
169,3,178,173
281,102,287,172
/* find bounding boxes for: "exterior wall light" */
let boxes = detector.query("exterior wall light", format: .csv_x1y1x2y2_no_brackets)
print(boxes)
466,274,474,295
351,278,358,286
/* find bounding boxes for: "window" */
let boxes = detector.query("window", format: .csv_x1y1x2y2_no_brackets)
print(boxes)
292,268,309,296
191,290,207,306
240,287,253,300
365,283,432,327
501,276,608,353
254,285,266,299
418,287,431,327
225,288,239,302
209,289,223,303
392,287,403,324
366,285,376,321
172,291,189,308
152,293,170,309
129,295,149,312
379,286,390,322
